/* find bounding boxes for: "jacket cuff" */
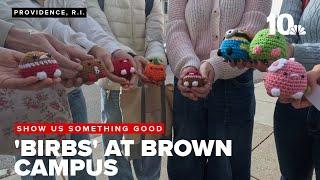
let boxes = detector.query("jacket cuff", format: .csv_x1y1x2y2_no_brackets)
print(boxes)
0,20,13,47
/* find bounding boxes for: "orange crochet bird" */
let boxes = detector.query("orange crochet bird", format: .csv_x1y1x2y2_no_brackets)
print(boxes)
144,58,166,82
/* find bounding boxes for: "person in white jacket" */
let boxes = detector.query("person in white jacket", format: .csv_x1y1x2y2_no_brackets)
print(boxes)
86,0,173,180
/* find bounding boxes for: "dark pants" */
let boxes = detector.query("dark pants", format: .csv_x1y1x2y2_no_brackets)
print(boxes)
274,102,320,180
168,70,255,180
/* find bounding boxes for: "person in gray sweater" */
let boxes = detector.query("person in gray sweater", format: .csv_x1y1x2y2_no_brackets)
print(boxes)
275,0,320,179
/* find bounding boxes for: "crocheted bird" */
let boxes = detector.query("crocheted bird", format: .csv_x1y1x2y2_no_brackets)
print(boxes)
217,29,251,62
250,29,287,63
182,71,205,87
144,57,166,82
80,59,108,83
113,59,135,80
19,51,61,80
264,58,308,100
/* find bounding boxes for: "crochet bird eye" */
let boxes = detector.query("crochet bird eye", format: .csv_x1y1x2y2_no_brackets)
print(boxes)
283,72,288,76
301,75,305,78
225,29,237,38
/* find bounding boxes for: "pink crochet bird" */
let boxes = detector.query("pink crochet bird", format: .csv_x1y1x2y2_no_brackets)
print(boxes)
264,58,308,100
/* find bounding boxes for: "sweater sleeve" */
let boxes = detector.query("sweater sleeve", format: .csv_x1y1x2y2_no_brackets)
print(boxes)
0,1,14,47
205,50,248,81
280,0,303,44
293,43,320,70
145,0,167,65
39,18,96,53
85,0,136,54
53,0,120,54
0,20,13,47
235,0,272,36
167,0,200,78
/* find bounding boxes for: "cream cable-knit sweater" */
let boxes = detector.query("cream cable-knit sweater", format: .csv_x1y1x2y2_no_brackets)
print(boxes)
167,0,272,80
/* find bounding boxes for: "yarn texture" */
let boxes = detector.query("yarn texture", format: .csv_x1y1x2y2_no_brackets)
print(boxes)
19,51,61,80
264,58,308,99
182,71,205,88
218,29,251,62
250,29,287,62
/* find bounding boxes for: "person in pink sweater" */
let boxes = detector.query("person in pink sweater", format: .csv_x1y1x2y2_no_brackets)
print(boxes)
167,0,272,179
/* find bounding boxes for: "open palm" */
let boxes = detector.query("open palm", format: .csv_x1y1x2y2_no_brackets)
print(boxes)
0,48,59,90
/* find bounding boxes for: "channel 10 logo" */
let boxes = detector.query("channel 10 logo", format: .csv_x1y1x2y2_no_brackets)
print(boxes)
268,13,306,36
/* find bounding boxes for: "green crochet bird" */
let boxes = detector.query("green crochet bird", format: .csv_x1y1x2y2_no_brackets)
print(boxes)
249,29,287,63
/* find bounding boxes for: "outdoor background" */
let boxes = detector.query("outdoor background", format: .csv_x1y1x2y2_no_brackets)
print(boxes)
3,1,316,180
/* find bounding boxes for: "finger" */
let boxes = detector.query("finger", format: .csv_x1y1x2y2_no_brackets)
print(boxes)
4,76,39,89
237,60,245,69
191,82,211,97
74,78,83,87
52,78,62,84
12,51,26,63
98,53,114,72
279,98,293,104
48,35,93,62
68,47,93,62
191,89,209,98
139,58,149,68
229,61,236,67
137,73,150,83
246,61,254,68
291,100,311,109
60,68,78,79
242,61,248,67
107,72,128,85
188,93,199,101
129,74,138,86
61,79,74,88
256,61,268,72
127,56,137,69
267,60,274,67
20,78,54,91
191,83,211,94
51,51,83,72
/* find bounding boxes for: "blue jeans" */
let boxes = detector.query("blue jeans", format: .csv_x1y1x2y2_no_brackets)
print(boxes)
168,70,255,180
18,88,94,180
274,102,320,180
101,89,161,180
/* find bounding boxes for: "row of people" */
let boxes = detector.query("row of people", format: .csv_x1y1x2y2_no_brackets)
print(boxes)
0,0,319,179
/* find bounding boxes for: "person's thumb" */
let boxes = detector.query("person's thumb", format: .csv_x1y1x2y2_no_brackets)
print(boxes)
67,46,93,62
102,54,114,72
4,77,38,89
200,62,214,81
